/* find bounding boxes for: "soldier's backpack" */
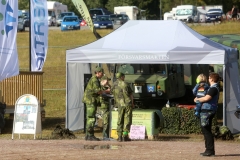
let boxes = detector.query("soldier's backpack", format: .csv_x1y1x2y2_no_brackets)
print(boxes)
51,124,76,139
214,125,234,140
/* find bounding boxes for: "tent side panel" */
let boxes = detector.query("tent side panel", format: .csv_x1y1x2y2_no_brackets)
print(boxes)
66,63,90,131
225,62,240,134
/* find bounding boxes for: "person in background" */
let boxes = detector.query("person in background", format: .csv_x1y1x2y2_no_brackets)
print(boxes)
194,72,220,157
192,74,209,118
111,72,134,142
231,5,238,21
99,76,111,141
82,67,108,141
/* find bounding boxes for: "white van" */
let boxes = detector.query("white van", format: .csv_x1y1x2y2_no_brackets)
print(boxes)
47,1,68,26
175,5,198,23
114,6,139,20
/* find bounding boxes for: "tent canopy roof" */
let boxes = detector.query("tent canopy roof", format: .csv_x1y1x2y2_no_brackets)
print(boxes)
66,20,237,64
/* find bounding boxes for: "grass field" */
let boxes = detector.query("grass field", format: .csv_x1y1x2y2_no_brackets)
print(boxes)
1,21,240,138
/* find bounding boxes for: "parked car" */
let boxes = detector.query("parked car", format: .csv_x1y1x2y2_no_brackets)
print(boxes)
110,14,129,25
89,8,112,20
56,12,75,27
61,16,80,31
93,15,113,29
17,17,25,32
22,11,30,27
205,9,223,23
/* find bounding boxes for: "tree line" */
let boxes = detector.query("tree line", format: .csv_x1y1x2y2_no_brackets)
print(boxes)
18,0,240,20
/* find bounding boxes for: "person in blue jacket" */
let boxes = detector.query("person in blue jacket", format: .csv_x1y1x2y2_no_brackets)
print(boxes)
194,72,220,157
192,74,209,117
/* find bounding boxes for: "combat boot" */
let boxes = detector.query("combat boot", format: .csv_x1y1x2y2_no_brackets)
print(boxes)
117,136,122,142
86,135,100,141
123,136,131,142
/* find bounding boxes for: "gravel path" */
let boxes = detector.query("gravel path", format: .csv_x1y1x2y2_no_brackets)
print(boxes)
0,139,239,160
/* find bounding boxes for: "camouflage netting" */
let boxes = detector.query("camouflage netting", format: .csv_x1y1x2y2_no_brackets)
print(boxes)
51,124,76,139
160,107,217,135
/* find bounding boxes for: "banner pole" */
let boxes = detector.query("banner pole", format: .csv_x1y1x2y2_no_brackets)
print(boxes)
29,0,31,71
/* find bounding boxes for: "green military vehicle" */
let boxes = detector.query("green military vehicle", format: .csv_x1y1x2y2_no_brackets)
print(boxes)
105,63,209,109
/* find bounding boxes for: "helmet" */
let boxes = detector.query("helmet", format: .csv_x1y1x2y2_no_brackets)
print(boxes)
95,67,104,73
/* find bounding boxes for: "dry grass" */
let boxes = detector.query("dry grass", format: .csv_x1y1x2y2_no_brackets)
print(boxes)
189,21,240,35
1,22,239,138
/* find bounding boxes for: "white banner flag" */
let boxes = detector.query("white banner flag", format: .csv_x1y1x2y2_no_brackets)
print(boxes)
0,0,19,81
31,0,48,71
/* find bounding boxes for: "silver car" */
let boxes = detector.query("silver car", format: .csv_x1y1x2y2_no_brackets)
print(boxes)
17,17,25,32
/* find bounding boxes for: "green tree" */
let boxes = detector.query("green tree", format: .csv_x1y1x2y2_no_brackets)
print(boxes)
18,0,29,10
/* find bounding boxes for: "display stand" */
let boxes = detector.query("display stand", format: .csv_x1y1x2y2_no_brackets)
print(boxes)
12,94,42,139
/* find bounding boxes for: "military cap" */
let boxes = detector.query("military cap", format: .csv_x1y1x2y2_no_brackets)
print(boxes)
116,72,125,78
101,76,111,81
95,66,104,73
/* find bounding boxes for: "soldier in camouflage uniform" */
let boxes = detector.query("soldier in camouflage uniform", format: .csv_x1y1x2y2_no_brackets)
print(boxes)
82,67,107,141
111,72,134,142
99,76,111,140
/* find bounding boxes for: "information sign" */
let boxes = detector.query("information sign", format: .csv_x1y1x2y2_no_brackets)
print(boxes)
12,94,42,139
129,125,145,140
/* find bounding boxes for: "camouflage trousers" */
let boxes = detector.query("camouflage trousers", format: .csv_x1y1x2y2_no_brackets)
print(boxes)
99,108,110,138
117,105,132,137
86,104,97,136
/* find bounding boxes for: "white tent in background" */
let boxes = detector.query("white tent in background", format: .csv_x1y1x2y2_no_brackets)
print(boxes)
66,20,240,134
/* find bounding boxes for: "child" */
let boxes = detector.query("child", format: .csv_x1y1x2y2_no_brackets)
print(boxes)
192,74,209,117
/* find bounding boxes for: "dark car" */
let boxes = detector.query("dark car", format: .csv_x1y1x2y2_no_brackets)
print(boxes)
93,15,113,29
205,9,223,23
89,8,112,20
110,14,129,25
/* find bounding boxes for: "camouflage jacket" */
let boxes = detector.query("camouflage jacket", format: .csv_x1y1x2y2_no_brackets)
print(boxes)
111,79,133,107
82,75,101,104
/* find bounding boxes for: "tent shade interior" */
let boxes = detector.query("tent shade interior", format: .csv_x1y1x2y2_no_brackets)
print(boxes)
66,20,240,134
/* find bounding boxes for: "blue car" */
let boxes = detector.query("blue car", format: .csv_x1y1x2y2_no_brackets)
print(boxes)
93,15,113,29
61,16,80,31
205,9,223,23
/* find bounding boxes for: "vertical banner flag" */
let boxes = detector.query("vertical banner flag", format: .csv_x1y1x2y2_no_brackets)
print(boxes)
31,0,48,71
71,0,101,39
0,0,19,81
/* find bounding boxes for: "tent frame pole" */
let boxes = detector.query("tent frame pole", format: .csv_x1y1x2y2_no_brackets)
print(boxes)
223,64,226,126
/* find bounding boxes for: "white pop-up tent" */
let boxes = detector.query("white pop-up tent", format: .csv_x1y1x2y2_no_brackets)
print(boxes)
66,20,240,134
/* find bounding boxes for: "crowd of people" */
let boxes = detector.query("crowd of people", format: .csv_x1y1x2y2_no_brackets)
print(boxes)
83,66,220,157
